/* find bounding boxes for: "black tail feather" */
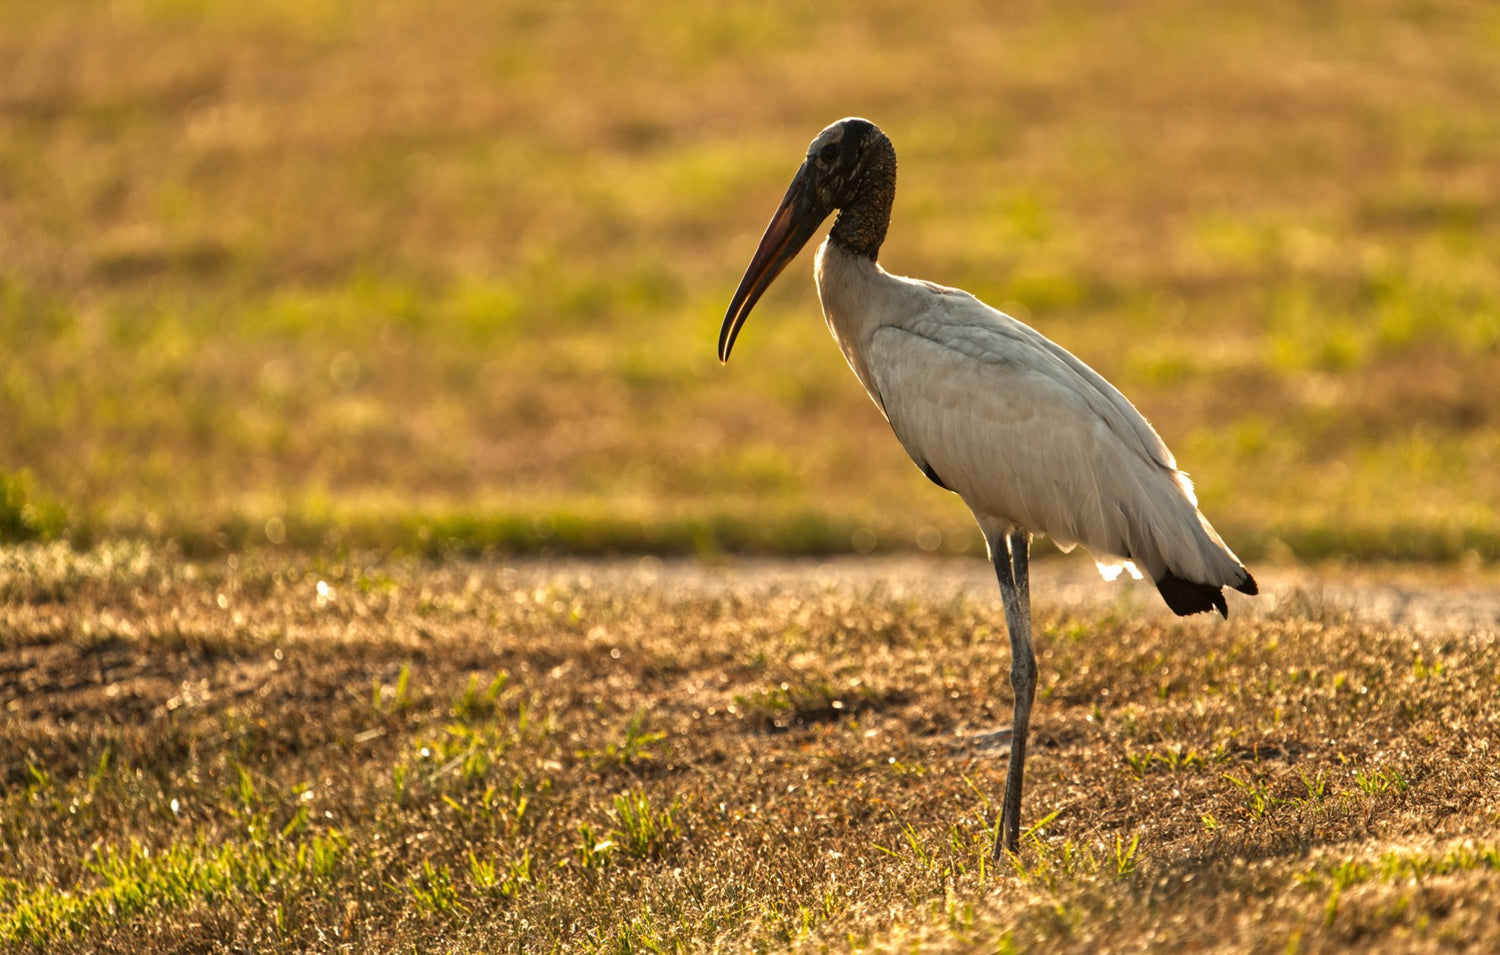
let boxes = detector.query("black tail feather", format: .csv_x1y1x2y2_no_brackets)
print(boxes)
1234,570,1259,596
1155,571,1229,618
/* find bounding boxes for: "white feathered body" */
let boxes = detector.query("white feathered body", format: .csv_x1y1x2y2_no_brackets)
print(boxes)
814,240,1246,589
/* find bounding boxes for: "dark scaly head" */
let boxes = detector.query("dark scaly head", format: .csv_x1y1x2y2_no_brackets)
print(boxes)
718,118,897,362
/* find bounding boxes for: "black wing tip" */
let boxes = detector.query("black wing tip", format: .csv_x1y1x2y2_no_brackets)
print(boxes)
1155,565,1258,618
1155,572,1230,618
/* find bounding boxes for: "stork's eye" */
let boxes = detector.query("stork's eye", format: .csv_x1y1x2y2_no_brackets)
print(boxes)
818,142,841,164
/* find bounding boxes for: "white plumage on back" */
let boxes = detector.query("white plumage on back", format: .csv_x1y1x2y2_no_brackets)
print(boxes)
815,241,1246,590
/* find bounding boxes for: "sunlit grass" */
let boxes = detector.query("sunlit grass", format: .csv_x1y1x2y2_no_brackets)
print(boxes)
3,0,1500,559
2,547,1498,951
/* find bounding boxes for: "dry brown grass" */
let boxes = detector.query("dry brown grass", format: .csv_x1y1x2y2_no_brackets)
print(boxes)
4,546,1498,951
4,3,1500,946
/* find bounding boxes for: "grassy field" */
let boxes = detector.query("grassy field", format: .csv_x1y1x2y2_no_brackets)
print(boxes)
3,546,1499,952
4,2,1500,952
1,0,1499,559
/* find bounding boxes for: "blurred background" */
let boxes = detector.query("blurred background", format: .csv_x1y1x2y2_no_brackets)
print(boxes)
1,0,1497,562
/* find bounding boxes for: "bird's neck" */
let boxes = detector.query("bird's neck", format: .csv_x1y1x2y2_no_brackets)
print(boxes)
828,134,896,261
814,241,894,410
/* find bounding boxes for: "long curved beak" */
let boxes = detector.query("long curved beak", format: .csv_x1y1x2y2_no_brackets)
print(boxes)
718,164,830,363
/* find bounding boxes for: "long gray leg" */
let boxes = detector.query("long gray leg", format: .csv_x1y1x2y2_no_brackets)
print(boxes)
992,526,1036,858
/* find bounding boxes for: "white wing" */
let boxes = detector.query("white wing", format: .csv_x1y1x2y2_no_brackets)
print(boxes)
864,288,1241,586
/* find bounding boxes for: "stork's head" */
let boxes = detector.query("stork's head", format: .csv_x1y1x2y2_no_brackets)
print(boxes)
799,118,885,215
718,117,894,363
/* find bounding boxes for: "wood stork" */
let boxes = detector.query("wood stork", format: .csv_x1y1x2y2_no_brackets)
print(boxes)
717,117,1257,857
